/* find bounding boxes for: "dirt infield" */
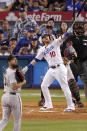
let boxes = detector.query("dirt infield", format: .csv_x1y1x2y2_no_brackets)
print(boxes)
0,101,87,120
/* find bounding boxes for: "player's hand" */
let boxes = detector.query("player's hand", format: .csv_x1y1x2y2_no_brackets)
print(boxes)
22,66,28,74
22,79,26,85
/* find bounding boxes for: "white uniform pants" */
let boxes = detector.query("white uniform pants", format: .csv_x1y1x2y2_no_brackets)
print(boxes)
41,64,74,108
0,93,22,131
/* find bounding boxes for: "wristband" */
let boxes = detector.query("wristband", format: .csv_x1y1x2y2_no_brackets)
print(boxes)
34,58,39,62
27,64,33,69
64,32,69,37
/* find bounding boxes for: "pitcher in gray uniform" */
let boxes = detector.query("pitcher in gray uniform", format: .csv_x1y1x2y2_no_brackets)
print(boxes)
0,55,26,131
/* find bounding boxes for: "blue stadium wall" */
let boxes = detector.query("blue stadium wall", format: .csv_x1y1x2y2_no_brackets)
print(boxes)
0,56,83,89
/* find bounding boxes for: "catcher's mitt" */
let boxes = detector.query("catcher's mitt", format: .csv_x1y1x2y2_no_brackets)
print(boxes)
15,69,25,83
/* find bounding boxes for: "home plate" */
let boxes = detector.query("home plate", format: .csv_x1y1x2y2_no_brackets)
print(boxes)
39,110,58,112
27,110,34,114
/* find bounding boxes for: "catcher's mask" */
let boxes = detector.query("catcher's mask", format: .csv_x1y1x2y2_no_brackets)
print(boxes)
73,23,84,36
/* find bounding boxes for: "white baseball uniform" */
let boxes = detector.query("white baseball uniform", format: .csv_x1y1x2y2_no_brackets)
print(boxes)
0,68,22,131
36,37,74,109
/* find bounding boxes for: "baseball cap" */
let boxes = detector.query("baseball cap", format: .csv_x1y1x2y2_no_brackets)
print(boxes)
31,36,38,41
27,28,34,32
19,8,25,12
1,40,9,46
48,18,54,22
9,37,17,41
41,33,50,38
8,55,17,62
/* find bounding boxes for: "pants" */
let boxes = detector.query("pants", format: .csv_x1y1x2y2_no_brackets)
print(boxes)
0,93,22,131
80,60,87,100
41,64,74,108
70,60,87,101
70,62,79,82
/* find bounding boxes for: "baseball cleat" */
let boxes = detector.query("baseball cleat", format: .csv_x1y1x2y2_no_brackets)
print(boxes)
76,101,84,108
40,107,53,110
64,107,75,112
38,99,45,106
72,99,84,108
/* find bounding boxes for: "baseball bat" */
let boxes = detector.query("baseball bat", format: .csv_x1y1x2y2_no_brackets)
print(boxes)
72,0,86,27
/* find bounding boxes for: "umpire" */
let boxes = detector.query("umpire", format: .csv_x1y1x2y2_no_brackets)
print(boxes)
68,23,87,101
0,55,26,131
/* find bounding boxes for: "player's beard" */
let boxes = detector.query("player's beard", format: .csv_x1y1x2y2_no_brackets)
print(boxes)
11,63,19,69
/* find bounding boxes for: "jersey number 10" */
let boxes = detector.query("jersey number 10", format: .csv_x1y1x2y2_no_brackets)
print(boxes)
50,51,56,58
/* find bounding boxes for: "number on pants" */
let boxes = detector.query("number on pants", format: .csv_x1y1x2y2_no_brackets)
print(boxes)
50,51,56,58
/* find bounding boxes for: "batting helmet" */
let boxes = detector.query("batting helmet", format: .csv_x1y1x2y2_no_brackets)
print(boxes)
73,23,84,36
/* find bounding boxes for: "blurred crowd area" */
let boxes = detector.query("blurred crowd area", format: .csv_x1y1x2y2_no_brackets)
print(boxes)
0,9,87,57
0,0,87,56
0,0,87,12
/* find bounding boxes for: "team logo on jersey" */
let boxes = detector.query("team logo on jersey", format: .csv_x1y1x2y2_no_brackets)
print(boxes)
44,45,54,55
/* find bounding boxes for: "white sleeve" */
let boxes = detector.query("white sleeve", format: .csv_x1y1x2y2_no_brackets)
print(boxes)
35,48,44,60
53,37,64,47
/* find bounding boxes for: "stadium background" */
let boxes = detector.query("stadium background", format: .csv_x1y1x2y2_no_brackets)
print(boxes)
0,1,87,130
0,11,85,89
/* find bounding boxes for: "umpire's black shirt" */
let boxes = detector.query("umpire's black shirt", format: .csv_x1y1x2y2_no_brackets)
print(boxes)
68,35,87,62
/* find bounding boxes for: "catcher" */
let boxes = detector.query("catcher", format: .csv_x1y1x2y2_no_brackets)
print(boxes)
0,55,26,131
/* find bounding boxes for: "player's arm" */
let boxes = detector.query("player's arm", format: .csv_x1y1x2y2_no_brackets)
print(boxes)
22,48,43,74
62,27,73,39
9,72,26,90
22,58,40,74
57,27,73,45
11,80,26,90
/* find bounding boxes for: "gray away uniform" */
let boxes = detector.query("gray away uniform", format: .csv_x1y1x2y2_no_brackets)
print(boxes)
0,68,22,131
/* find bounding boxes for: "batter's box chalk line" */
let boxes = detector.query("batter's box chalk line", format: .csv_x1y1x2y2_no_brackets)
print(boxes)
38,110,58,113
26,110,34,114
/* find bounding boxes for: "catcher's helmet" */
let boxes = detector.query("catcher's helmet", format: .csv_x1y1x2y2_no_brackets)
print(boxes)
73,23,84,36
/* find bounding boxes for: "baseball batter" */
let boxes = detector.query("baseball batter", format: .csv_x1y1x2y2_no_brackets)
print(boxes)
0,55,26,131
23,29,75,112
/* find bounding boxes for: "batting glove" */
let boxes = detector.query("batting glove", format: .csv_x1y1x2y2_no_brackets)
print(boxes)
67,27,73,34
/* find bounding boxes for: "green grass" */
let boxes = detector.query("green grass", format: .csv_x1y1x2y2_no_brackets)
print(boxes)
3,120,87,131
0,89,87,131
21,89,86,102
0,89,86,102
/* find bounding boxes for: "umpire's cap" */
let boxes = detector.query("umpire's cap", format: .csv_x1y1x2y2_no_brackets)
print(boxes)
8,55,17,62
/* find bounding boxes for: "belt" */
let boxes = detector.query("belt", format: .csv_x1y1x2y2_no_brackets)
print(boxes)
50,64,60,69
4,92,16,95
